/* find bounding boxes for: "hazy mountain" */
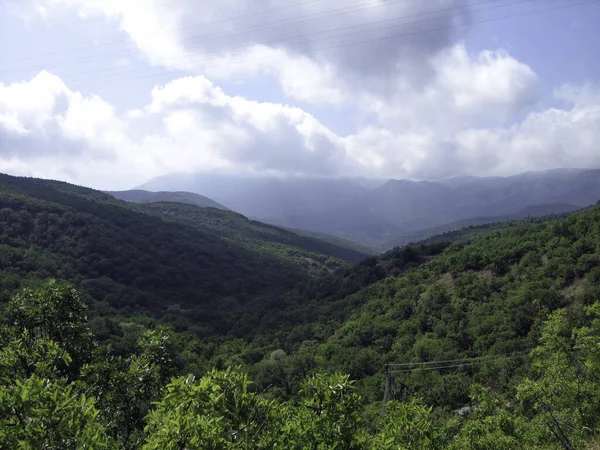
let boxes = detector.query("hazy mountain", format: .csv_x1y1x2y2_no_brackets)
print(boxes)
106,189,229,210
138,174,375,218
377,202,581,252
138,168,600,249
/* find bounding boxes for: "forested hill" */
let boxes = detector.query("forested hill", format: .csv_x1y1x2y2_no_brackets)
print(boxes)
0,173,366,323
141,201,368,263
1,199,599,448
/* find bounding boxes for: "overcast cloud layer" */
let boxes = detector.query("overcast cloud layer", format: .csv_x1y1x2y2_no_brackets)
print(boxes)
0,0,599,189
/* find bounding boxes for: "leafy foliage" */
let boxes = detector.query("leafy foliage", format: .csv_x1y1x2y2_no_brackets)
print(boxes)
1,277,600,449
1,175,600,448
0,173,364,335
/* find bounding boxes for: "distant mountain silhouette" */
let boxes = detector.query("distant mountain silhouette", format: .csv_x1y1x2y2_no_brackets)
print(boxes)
138,168,600,249
106,189,229,210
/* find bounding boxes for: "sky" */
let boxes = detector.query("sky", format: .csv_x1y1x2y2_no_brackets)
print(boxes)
0,0,599,190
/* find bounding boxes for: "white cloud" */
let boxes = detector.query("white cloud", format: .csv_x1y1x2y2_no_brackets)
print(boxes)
0,72,355,187
364,44,538,133
434,45,538,119
346,82,600,180
2,0,598,187
1,70,598,189
37,0,471,105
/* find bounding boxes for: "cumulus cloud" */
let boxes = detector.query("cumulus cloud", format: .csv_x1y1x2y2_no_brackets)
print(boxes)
1,1,598,187
1,69,599,188
0,71,123,160
0,72,356,188
345,82,600,180
39,0,472,104
363,44,538,133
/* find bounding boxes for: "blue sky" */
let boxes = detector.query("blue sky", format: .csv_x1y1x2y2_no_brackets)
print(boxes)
0,0,599,189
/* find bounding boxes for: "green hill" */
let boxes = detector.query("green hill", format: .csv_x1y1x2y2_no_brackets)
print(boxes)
1,173,599,449
0,174,366,331
141,202,368,264
376,202,580,251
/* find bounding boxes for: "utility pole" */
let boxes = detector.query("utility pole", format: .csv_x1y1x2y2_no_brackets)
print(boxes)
381,364,391,413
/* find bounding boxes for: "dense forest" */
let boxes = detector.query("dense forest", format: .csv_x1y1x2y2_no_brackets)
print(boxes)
1,175,600,448
0,174,365,331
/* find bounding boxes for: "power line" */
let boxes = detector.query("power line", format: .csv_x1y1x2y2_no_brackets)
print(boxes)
16,0,540,84
153,0,325,10
68,0,598,89
386,351,529,367
391,361,496,373
0,0,333,63
381,351,529,410
389,353,528,374
55,0,515,83
0,0,419,68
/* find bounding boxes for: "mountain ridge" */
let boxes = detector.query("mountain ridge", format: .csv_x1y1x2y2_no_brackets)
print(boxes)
106,189,229,210
138,168,600,248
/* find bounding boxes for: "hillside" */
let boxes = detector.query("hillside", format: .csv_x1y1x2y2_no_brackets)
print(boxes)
223,204,600,407
2,201,599,449
142,202,367,264
106,189,229,210
0,174,366,331
377,202,580,251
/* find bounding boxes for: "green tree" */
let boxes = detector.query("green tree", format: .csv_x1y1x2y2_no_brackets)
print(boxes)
450,386,542,450
0,374,114,449
370,399,439,450
0,284,113,449
274,373,366,450
83,328,176,448
517,303,600,449
143,368,274,450
7,279,92,376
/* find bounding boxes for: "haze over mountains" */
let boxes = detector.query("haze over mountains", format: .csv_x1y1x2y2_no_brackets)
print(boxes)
107,190,229,211
138,168,600,249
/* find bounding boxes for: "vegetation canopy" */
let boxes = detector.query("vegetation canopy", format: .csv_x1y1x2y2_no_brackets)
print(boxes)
1,175,599,449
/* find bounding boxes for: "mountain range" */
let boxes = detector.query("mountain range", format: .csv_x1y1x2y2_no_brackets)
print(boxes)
138,168,600,249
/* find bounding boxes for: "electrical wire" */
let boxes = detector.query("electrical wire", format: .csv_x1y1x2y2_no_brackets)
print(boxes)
55,0,519,82
0,0,421,68
0,0,332,62
68,0,597,88
386,351,529,367
388,353,528,374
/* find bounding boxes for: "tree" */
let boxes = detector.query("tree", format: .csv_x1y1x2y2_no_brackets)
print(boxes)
143,368,274,449
517,303,600,449
0,283,113,449
370,399,439,450
83,328,176,448
0,374,115,449
7,279,92,376
274,373,367,450
450,386,541,450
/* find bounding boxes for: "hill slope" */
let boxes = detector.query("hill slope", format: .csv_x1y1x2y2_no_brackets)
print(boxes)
377,202,580,251
141,201,368,264
0,174,366,332
1,178,599,448
194,204,600,407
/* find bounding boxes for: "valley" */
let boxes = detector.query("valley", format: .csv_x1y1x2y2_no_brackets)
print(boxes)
1,173,599,449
